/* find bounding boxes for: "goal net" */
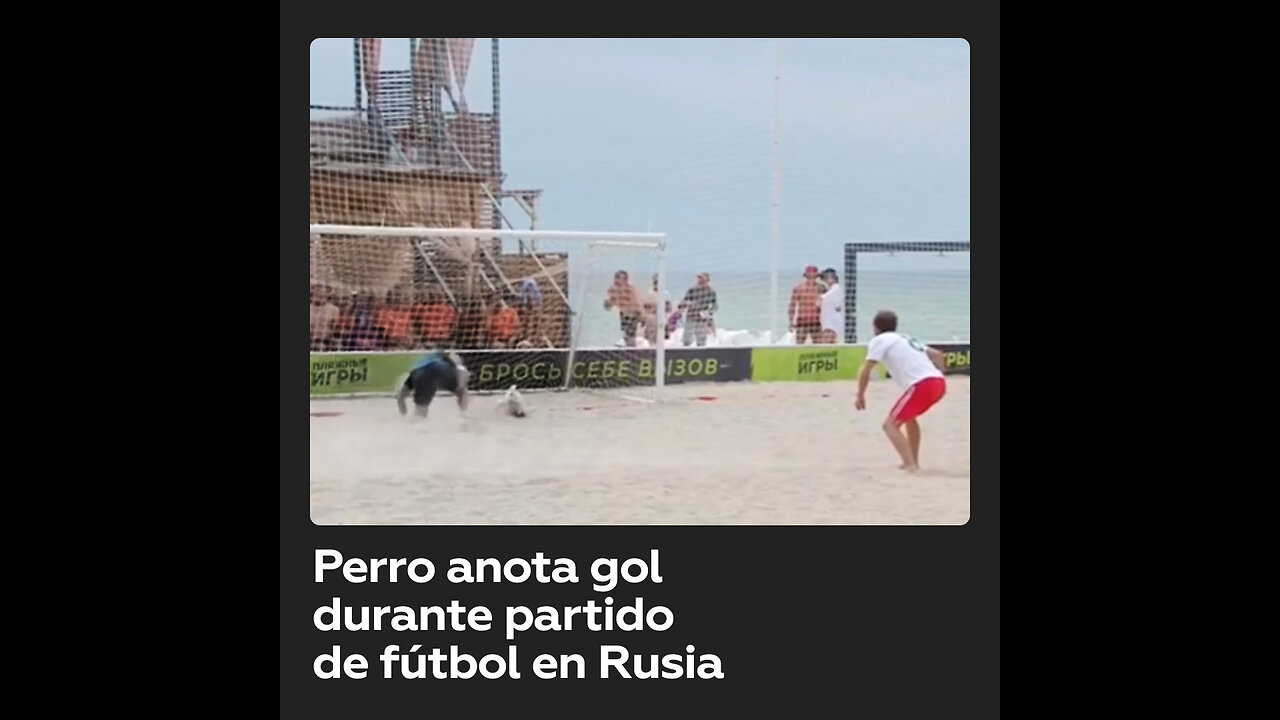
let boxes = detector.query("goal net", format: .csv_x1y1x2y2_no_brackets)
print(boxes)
561,239,668,402
308,224,669,401
842,241,970,344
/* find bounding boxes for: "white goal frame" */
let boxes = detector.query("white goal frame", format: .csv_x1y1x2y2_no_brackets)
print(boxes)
308,224,670,398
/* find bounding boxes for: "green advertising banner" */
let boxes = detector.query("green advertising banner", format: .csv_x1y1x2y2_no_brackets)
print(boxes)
748,346,873,382
309,353,419,396
311,344,961,396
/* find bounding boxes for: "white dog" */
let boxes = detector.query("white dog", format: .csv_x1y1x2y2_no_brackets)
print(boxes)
495,385,528,418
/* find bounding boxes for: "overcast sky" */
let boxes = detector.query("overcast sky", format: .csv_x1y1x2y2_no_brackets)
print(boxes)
310,38,970,274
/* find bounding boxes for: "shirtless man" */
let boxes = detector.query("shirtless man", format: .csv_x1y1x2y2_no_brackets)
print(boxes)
603,270,644,347
788,265,825,344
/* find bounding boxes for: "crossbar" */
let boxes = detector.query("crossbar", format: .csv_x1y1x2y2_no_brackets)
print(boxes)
309,224,666,244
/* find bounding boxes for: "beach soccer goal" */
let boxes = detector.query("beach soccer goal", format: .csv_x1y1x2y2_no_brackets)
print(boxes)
842,241,971,344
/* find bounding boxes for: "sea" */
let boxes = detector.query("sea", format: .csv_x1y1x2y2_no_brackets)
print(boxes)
567,266,970,349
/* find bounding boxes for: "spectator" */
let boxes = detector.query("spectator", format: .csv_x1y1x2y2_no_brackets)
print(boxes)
412,289,457,349
341,291,380,351
645,274,674,344
649,274,673,315
819,268,844,344
603,270,643,347
455,295,489,349
788,265,824,345
518,276,544,345
332,291,354,346
639,301,661,346
487,294,521,348
678,272,718,347
309,283,340,351
378,287,414,350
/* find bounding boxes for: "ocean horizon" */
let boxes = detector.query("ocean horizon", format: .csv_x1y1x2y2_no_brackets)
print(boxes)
567,266,970,348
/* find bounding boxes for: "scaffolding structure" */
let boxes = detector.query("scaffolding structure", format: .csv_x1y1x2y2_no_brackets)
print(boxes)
310,39,573,344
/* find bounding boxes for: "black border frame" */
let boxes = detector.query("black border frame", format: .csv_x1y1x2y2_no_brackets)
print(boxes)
285,30,998,716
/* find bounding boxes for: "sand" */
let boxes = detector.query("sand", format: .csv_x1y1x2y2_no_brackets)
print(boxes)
309,376,970,525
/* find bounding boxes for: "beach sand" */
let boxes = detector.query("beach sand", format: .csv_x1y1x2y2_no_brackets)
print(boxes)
309,376,970,525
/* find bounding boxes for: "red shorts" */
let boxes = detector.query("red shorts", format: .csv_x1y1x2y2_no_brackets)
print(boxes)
889,376,947,424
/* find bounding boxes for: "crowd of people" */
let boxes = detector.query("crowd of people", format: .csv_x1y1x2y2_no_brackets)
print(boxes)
312,263,850,352
309,277,550,352
603,270,720,348
601,264,845,347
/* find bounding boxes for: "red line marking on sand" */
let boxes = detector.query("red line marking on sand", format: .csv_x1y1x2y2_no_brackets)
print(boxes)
310,412,344,417
694,396,718,402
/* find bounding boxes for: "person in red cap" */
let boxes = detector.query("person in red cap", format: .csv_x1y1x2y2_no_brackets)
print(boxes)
788,265,825,344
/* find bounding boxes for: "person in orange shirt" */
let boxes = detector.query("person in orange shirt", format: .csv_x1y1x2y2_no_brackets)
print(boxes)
412,289,457,349
378,287,414,349
487,294,520,348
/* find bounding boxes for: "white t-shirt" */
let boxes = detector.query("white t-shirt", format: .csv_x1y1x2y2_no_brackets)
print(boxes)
867,331,943,390
820,283,844,333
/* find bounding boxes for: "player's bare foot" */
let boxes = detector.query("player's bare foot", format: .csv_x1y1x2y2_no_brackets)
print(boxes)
901,464,921,473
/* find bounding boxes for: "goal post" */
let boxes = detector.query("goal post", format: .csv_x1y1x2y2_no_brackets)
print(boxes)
308,224,669,401
842,241,970,344
560,237,669,402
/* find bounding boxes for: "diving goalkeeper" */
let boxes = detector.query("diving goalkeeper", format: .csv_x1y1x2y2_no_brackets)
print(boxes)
396,350,471,418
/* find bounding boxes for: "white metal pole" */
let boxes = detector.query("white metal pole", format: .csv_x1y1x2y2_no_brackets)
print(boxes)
770,38,782,345
564,243,596,391
655,240,666,400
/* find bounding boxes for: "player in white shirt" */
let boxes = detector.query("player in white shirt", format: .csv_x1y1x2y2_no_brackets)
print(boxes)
855,310,948,472
818,268,844,343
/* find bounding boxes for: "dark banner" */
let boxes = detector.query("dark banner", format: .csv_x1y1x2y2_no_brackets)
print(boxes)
569,347,751,388
931,342,971,375
454,347,753,391
455,349,567,392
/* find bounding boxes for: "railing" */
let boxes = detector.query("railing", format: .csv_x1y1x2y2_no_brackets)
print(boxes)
310,105,499,177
